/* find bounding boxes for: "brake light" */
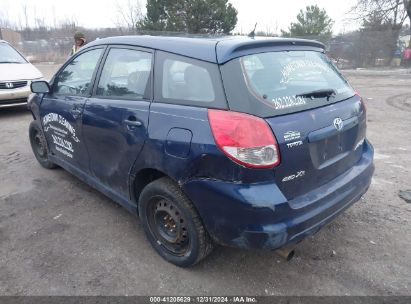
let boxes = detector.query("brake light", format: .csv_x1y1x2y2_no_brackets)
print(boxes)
208,109,280,169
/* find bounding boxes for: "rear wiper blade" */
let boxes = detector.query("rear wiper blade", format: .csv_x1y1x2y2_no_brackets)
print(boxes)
296,89,336,100
0,61,24,64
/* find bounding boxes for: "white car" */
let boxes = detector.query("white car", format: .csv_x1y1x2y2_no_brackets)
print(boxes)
0,40,43,108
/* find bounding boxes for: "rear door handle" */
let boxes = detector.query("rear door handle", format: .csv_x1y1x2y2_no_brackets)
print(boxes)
124,119,142,127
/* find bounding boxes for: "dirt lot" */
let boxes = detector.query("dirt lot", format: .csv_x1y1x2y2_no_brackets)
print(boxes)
0,65,410,296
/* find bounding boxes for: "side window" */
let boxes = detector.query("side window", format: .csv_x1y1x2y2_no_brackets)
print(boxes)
162,59,215,102
155,51,227,109
54,48,103,96
96,48,152,99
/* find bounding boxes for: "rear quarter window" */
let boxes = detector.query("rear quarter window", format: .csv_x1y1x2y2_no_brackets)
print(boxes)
221,50,355,118
154,51,227,109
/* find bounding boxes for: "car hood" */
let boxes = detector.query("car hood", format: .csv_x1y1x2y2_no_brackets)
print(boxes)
0,63,43,82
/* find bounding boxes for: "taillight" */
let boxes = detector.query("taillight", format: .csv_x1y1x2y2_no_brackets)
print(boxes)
208,109,280,169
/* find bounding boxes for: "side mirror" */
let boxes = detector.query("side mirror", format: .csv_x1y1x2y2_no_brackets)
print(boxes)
31,81,50,94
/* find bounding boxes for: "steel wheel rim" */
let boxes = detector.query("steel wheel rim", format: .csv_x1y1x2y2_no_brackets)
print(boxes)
33,131,47,159
147,196,190,256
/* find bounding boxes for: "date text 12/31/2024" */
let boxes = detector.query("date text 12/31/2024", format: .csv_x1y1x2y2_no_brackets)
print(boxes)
149,296,257,303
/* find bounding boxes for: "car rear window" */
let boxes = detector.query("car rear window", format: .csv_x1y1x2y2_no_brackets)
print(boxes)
221,50,355,118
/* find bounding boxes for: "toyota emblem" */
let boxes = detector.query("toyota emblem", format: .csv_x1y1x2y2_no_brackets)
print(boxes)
333,118,343,131
5,82,14,89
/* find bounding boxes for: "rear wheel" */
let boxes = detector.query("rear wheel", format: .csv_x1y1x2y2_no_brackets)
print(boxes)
139,177,213,267
29,121,57,169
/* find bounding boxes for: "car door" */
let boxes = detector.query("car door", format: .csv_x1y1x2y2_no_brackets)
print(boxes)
40,47,105,171
82,46,153,197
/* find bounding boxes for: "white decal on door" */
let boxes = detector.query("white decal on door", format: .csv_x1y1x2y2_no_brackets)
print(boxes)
42,112,79,159
43,113,80,142
51,134,74,152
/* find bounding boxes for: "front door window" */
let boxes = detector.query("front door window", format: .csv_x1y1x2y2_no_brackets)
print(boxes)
54,49,103,96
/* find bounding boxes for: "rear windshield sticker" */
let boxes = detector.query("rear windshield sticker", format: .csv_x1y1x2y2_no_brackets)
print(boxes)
42,113,80,159
284,131,301,142
271,95,306,110
280,59,330,84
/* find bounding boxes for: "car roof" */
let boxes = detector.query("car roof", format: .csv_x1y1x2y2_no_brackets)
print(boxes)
86,35,325,64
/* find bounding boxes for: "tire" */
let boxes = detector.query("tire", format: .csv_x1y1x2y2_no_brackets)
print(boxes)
139,177,214,267
29,120,57,169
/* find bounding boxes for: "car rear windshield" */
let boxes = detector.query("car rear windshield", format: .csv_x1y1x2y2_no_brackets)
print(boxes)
0,43,26,64
221,50,355,118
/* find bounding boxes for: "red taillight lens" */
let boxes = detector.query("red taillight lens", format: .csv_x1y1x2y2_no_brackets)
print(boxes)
208,109,280,169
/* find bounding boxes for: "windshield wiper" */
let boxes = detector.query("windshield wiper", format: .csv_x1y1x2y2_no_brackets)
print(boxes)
296,89,336,101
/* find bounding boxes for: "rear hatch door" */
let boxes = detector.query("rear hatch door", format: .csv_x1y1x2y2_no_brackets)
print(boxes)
265,96,366,200
221,48,367,200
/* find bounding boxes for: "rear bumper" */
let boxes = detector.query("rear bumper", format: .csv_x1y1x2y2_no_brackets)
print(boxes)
183,140,374,250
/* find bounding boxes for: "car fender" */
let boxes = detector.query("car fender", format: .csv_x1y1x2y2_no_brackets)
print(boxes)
27,93,44,121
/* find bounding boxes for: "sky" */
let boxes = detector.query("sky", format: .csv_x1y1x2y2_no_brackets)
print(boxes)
0,0,360,34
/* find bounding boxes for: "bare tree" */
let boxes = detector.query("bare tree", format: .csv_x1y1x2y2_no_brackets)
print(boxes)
34,17,47,30
59,16,78,31
351,0,410,60
52,6,58,29
22,3,29,29
115,0,143,32
405,0,411,44
352,0,408,29
0,9,9,27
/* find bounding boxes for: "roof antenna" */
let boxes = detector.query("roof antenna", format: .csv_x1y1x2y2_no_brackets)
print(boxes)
248,23,257,38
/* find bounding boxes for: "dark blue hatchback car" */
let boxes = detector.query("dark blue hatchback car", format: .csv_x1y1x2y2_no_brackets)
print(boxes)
28,36,374,267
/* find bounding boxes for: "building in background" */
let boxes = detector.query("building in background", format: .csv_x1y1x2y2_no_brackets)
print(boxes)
0,28,22,46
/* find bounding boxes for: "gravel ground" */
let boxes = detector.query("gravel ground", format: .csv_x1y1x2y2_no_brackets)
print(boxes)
0,65,410,296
